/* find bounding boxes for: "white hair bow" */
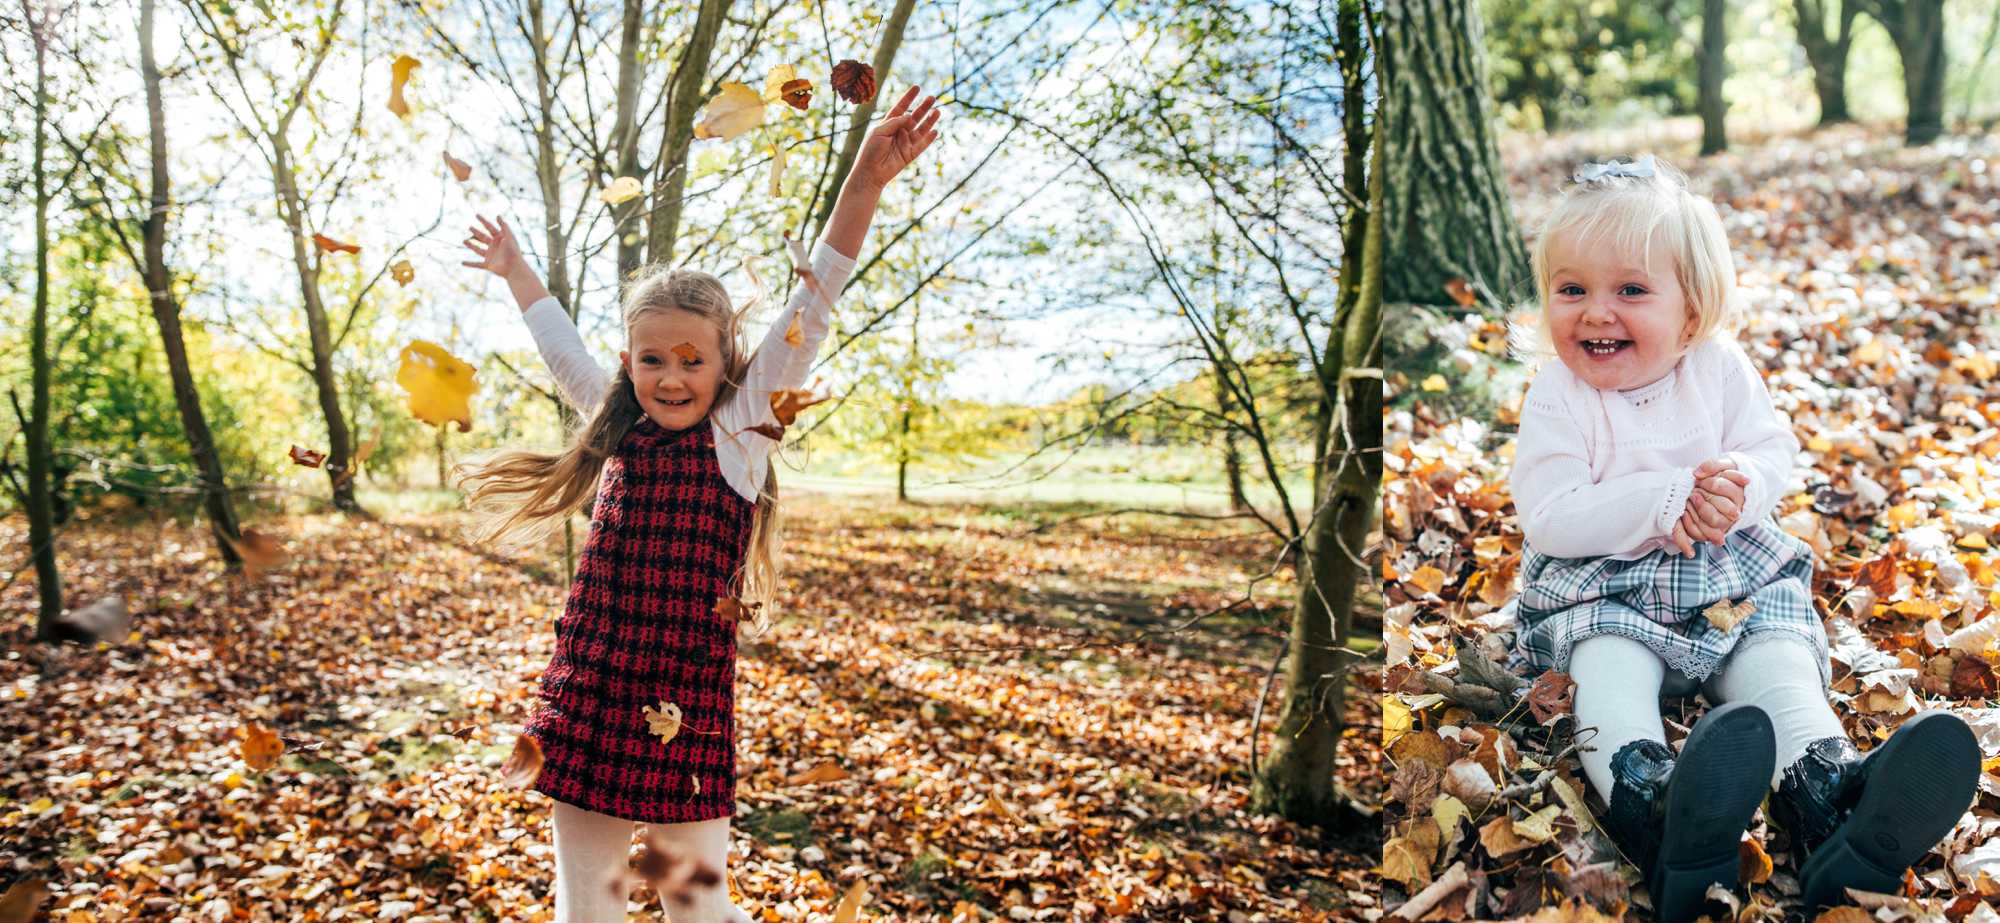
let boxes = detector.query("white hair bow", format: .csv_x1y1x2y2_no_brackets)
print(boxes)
1572,155,1657,184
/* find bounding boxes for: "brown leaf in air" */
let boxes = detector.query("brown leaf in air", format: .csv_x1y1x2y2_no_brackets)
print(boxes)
313,233,360,255
391,259,415,286
770,388,831,426
237,722,285,771
789,761,849,785
0,878,49,923
387,54,419,118
442,150,472,182
1446,277,1477,308
289,445,326,468
744,422,785,442
228,528,289,580
830,60,877,105
779,79,813,110
616,826,723,906
501,733,544,789
784,309,803,347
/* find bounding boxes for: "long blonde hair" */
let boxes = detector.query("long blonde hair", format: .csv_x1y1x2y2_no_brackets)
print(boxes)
456,266,781,609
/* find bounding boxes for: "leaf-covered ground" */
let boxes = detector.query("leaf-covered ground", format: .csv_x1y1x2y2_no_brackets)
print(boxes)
0,491,1377,921
1383,127,2000,921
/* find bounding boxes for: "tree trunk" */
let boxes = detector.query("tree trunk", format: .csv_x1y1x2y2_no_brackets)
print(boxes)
608,0,647,281
528,0,574,313
1380,0,1529,310
26,3,62,639
1793,0,1858,125
810,0,918,240
434,425,448,488
271,133,358,511
1254,0,1380,831
646,0,730,266
1699,0,1729,155
140,0,242,564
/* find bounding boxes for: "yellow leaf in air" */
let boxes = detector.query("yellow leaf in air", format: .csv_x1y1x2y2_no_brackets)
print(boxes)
784,310,803,347
644,702,683,746
395,340,478,432
388,54,420,118
1703,597,1756,632
1421,374,1447,392
442,150,472,182
768,143,788,197
789,761,849,785
761,64,800,102
391,259,414,286
600,176,643,205
693,83,766,141
832,879,868,923
237,722,285,771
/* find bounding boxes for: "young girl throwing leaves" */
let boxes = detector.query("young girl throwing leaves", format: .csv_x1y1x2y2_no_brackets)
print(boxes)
458,86,940,923
1506,156,1978,920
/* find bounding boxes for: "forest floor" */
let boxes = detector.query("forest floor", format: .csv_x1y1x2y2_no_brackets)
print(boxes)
1383,126,2000,921
0,490,1378,921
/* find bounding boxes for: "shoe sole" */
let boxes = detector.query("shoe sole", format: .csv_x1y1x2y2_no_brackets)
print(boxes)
1650,702,1776,923
1799,711,1979,909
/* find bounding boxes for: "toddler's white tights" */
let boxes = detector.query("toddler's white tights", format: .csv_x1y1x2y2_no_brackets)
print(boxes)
1569,633,1844,801
551,802,753,923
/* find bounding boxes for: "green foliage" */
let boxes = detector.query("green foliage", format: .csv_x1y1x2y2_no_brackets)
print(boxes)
1481,0,1694,131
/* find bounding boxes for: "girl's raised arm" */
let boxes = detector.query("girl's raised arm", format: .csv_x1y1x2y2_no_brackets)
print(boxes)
464,215,611,413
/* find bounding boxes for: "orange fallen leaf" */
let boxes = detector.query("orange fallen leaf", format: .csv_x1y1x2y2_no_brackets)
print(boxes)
770,389,830,426
313,233,360,255
1739,836,1773,886
391,259,415,286
1446,277,1477,308
789,761,849,785
501,733,544,789
237,722,285,771
442,150,472,182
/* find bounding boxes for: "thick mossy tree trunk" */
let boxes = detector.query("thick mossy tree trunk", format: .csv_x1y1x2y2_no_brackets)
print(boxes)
140,0,242,564
1699,0,1729,155
1252,0,1380,831
1865,0,1947,145
1381,0,1529,310
1794,0,1859,125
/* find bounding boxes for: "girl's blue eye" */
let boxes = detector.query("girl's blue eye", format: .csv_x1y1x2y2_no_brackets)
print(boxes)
641,356,660,365
1619,284,1649,297
1557,284,1584,296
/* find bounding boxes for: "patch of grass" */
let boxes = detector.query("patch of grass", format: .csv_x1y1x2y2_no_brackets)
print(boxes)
901,850,950,888
739,807,813,846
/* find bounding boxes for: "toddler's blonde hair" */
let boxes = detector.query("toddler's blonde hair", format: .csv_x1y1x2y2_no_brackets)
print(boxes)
1512,155,1739,359
455,266,782,610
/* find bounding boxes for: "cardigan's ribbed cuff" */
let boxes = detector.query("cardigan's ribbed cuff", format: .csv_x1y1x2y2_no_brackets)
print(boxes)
1657,467,1696,536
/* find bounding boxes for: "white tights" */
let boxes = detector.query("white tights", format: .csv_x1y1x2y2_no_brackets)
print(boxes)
1569,633,1845,801
551,802,753,923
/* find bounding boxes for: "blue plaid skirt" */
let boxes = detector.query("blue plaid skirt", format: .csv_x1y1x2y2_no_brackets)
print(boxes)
1508,521,1831,687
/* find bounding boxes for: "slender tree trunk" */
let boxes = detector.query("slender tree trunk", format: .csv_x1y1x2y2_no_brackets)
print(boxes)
608,0,646,281
811,0,918,241
528,0,574,313
1699,0,1729,155
1380,0,1529,310
26,2,63,639
140,0,242,564
271,133,357,511
646,0,730,265
1254,0,1379,830
1794,0,1858,125
434,425,448,488
896,297,919,504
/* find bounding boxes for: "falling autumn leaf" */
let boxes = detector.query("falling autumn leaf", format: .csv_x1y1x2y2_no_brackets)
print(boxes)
1445,277,1478,308
227,528,289,580
778,79,812,110
289,445,326,468
501,733,544,789
830,59,877,105
237,722,285,771
693,83,766,141
395,340,478,432
1703,597,1756,633
744,422,786,442
715,596,760,628
600,176,643,205
784,310,803,347
785,234,831,305
442,150,472,182
643,702,683,746
770,388,830,426
387,54,420,118
0,879,48,923
391,259,415,286
789,761,849,786
313,233,360,255
832,879,869,923
768,143,788,197
670,342,701,362
761,64,814,110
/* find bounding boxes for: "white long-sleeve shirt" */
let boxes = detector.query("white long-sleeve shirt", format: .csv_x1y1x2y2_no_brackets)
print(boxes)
519,238,858,503
1510,337,1800,560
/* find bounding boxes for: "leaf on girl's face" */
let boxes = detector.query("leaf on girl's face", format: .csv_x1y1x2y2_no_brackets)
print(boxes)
442,150,472,182
830,59,876,105
770,389,829,426
768,143,788,198
395,340,478,432
237,722,285,771
391,259,415,286
643,701,683,745
313,233,360,255
600,176,643,205
670,342,700,362
289,445,326,468
693,83,766,141
500,733,543,789
388,54,419,118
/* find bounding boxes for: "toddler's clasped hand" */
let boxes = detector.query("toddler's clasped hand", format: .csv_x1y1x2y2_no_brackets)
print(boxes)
1669,459,1751,557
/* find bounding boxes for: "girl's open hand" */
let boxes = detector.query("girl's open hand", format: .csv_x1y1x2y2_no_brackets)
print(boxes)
848,85,942,191
462,215,526,280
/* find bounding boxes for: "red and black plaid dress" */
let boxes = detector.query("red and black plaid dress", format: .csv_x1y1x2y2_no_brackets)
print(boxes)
523,415,751,823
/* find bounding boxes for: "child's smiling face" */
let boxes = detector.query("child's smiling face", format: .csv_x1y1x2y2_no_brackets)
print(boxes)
1544,227,1695,392
621,310,726,431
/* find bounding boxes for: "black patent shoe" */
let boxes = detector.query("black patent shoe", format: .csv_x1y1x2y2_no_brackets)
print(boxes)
1601,703,1775,923
1774,712,1979,909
